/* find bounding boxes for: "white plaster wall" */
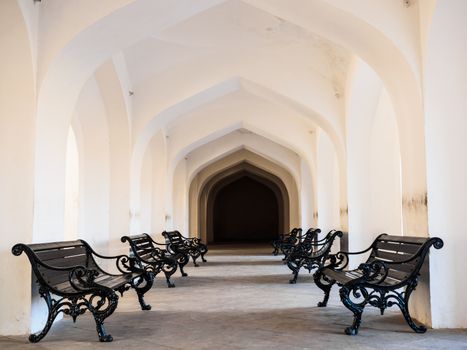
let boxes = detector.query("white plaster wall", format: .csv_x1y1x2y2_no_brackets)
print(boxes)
95,60,132,254
321,0,422,82
138,146,153,233
369,89,402,236
424,0,467,328
73,78,111,251
35,0,134,85
64,128,80,241
300,159,315,230
172,159,189,233
346,58,384,252
317,131,340,240
0,0,35,335
17,0,39,81
150,132,168,234
246,1,428,236
347,58,423,323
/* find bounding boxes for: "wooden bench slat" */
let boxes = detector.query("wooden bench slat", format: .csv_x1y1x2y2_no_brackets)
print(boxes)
387,269,409,281
375,241,421,254
38,251,88,266
379,235,428,244
135,243,153,251
35,246,87,261
373,250,417,263
27,241,83,252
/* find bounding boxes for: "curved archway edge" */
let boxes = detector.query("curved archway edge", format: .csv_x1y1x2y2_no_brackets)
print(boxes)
189,149,299,242
206,167,286,243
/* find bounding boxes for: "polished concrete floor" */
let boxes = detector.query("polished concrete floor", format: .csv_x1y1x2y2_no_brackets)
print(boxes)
1,244,466,349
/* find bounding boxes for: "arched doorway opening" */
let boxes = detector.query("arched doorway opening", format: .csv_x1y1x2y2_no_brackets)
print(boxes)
209,172,282,243
199,162,290,244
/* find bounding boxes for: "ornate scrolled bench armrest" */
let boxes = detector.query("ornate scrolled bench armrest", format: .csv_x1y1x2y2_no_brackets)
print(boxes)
323,251,350,270
317,230,343,244
83,242,138,274
353,260,389,285
149,246,169,259
328,243,375,271
68,266,103,291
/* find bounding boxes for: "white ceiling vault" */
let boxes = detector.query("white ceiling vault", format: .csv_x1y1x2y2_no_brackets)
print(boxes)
24,0,426,241
26,0,425,246
30,0,423,178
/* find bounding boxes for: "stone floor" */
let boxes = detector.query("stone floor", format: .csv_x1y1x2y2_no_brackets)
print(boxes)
1,244,466,349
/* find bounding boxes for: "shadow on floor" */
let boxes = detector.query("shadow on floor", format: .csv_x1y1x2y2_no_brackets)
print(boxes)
7,306,449,347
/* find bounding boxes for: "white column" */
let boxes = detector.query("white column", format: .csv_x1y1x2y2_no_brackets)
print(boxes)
424,0,467,328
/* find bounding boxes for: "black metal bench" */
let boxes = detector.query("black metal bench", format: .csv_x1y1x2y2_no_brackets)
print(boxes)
281,228,320,260
162,230,208,267
121,233,186,287
285,230,342,284
12,240,154,342
272,227,302,256
313,234,443,335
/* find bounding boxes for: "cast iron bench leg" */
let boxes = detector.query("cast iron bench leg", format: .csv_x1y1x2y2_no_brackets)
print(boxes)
201,248,208,262
178,255,189,276
192,254,200,267
313,271,335,307
28,289,59,343
163,267,176,288
287,259,301,284
397,285,427,333
132,273,153,310
340,286,365,335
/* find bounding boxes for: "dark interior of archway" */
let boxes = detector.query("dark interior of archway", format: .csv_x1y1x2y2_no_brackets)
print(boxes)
212,175,279,243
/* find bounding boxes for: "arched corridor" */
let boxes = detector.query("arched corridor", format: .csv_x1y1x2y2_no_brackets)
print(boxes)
2,0,467,344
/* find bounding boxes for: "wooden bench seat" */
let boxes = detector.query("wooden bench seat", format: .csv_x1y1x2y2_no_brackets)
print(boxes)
12,240,154,343
313,234,443,335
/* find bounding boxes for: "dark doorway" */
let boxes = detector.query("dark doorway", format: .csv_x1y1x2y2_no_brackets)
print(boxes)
212,175,280,243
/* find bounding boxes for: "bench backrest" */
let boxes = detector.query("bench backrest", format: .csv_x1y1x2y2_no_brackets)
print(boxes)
368,234,442,283
283,228,302,243
313,230,342,256
12,240,96,292
301,228,320,244
121,234,156,261
162,230,185,245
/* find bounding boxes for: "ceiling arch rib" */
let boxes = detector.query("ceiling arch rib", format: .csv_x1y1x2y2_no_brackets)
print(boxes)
162,87,320,180
183,129,302,187
129,38,348,143
131,76,345,211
